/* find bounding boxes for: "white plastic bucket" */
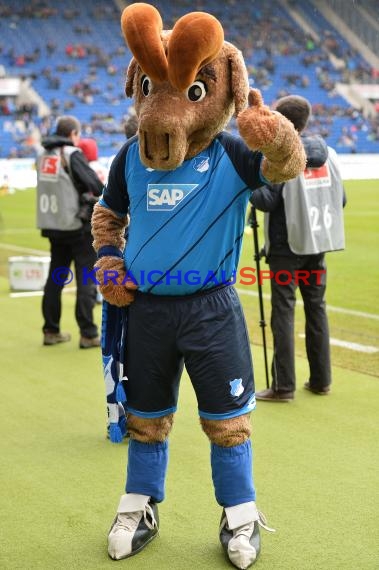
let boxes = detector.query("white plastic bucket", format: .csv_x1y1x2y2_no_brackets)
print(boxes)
8,256,51,291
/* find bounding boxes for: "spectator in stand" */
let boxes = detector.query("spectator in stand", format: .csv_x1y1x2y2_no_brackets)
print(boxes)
77,136,108,184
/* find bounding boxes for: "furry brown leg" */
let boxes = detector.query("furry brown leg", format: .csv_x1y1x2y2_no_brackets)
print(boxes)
200,413,251,447
127,413,174,443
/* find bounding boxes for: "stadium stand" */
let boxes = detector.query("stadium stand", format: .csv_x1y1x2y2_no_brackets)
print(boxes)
326,0,379,57
0,0,378,158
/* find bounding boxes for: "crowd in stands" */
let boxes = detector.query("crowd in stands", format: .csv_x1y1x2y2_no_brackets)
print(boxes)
0,0,378,158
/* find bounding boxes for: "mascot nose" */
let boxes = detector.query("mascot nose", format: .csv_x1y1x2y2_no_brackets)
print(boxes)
141,130,170,162
138,111,187,170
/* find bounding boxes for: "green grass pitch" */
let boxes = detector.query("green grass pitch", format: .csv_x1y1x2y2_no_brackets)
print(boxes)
0,180,377,569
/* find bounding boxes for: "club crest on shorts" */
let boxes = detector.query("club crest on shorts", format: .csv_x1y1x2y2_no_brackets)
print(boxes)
229,378,244,397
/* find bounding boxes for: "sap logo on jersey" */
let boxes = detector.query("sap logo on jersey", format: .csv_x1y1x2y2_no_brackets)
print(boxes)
147,184,198,211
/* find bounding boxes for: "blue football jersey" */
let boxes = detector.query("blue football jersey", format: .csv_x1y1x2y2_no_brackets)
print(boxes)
100,132,265,294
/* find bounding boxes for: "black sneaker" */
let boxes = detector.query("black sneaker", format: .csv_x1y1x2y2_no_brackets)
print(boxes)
108,494,159,560
219,505,275,569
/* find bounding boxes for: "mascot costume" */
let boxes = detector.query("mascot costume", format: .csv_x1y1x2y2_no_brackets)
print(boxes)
91,3,306,568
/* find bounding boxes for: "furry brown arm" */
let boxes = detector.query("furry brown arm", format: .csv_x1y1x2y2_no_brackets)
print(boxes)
94,256,137,307
91,203,127,252
91,203,137,306
237,89,306,183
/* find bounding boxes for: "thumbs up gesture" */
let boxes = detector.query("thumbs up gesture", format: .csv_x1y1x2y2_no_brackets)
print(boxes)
237,89,306,182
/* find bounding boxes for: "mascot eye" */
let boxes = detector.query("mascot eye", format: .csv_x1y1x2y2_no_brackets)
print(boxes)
186,81,207,102
141,75,152,97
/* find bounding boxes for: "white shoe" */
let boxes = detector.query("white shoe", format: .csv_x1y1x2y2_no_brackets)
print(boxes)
219,502,275,569
108,493,159,560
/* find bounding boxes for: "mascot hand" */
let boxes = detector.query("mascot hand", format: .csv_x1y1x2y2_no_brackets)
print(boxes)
237,89,306,183
94,256,138,307
237,89,281,150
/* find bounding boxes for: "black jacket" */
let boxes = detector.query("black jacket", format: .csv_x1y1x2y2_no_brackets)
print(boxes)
250,135,346,257
39,135,104,238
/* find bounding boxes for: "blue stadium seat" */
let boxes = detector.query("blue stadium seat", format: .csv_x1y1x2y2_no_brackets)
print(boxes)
0,0,377,158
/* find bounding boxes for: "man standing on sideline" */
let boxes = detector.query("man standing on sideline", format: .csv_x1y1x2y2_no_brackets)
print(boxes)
250,95,346,401
36,115,104,348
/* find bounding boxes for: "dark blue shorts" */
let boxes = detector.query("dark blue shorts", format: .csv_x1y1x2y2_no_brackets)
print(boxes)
124,285,256,420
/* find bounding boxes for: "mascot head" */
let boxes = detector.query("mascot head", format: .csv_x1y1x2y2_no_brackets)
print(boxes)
121,2,249,170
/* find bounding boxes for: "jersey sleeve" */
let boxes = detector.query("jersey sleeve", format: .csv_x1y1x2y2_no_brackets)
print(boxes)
100,142,131,216
217,132,266,190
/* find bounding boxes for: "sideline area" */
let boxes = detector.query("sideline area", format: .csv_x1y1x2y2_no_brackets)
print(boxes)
0,152,378,193
0,288,377,569
0,169,377,568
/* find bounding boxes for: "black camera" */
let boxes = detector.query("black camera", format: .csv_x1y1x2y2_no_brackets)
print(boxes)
78,192,99,222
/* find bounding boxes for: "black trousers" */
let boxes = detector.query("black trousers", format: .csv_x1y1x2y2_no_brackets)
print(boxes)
268,254,331,393
42,233,98,338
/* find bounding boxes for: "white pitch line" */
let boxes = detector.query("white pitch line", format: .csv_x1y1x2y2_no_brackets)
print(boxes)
0,228,40,234
299,333,378,354
3,265,379,322
236,288,379,321
329,338,378,353
324,305,379,321
10,287,76,298
10,290,44,298
0,242,48,255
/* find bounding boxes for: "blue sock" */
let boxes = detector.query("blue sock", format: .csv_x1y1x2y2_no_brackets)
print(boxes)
126,439,168,503
211,440,256,507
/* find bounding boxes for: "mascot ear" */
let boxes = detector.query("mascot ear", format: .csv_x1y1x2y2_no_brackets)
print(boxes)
121,3,168,84
227,45,249,116
125,58,138,98
167,12,224,91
